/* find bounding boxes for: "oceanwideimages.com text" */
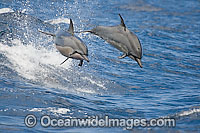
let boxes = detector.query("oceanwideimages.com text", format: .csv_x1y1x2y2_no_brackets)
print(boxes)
25,114,176,129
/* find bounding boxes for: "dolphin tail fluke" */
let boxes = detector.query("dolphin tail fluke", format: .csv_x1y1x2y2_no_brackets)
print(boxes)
38,29,56,37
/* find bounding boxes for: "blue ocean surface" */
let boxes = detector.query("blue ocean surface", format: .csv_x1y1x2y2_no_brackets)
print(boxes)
0,0,200,132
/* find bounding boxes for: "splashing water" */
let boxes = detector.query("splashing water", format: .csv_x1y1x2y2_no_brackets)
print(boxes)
0,38,110,95
0,39,72,80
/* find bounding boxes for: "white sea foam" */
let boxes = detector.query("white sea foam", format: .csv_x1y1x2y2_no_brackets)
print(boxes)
76,87,96,94
178,108,200,117
0,8,14,14
45,18,70,25
29,107,70,114
81,77,107,90
21,9,27,13
0,39,72,80
0,39,108,94
163,108,200,119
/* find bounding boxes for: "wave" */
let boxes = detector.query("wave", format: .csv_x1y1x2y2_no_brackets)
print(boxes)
162,107,200,120
0,38,111,94
176,108,200,118
0,39,71,80
29,107,71,116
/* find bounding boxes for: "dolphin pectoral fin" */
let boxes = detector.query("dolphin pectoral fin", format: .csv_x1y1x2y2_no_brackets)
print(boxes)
78,60,83,66
68,19,74,36
81,55,89,62
119,14,126,31
60,57,69,65
38,30,56,37
118,53,127,59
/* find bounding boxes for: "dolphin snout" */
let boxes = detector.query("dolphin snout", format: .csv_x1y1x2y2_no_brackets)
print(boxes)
128,55,143,68
82,55,89,62
135,58,143,68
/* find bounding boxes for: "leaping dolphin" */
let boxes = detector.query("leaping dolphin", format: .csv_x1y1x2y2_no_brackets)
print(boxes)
39,19,89,66
82,14,143,68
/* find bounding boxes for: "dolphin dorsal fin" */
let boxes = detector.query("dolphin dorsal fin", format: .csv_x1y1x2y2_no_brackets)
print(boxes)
68,19,74,35
119,14,126,31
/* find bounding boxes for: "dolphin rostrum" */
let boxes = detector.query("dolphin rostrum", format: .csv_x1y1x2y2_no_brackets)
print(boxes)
39,19,89,66
83,14,143,68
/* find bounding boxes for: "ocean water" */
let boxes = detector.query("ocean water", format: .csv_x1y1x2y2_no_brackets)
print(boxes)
0,0,199,132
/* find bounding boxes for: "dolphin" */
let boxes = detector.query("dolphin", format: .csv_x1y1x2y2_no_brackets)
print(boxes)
39,19,89,66
83,14,143,68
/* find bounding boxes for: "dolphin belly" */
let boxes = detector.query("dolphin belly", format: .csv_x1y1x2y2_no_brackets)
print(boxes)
55,45,73,57
106,38,129,54
56,45,89,61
